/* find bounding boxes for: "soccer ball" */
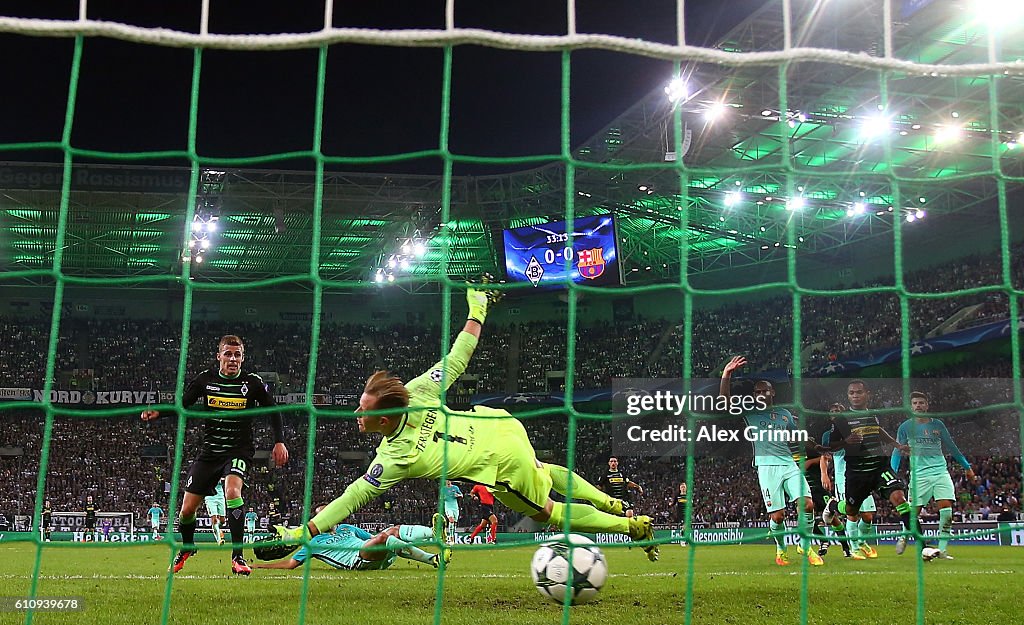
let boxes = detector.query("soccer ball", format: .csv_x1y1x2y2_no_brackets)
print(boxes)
921,547,941,561
530,534,608,605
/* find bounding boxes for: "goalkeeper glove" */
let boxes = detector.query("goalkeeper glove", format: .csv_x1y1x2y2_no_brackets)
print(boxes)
467,274,501,325
467,289,490,325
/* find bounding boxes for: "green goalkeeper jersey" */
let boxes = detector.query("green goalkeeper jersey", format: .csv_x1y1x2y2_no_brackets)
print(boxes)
326,332,500,521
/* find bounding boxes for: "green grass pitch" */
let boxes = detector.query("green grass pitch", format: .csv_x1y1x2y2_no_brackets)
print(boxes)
3,543,1021,625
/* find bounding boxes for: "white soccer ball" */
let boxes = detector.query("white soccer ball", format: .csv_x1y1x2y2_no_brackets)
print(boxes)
921,547,941,561
530,534,608,605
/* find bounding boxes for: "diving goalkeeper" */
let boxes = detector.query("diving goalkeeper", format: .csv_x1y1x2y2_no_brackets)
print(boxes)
276,284,658,561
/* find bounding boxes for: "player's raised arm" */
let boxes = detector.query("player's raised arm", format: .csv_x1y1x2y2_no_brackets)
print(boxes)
407,282,500,397
719,355,747,402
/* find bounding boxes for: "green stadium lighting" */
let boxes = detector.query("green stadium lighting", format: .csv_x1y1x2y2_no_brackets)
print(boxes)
704,102,727,123
787,196,806,211
724,192,741,207
935,124,962,144
664,77,688,103
860,113,891,140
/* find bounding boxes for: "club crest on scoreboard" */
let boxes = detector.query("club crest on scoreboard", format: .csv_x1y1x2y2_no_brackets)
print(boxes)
577,248,605,279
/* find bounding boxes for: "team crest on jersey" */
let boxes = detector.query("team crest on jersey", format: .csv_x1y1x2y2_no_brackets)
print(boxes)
240,382,249,396
577,247,606,280
429,369,443,382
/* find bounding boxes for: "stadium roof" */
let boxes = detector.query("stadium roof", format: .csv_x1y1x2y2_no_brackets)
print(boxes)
1,0,1022,291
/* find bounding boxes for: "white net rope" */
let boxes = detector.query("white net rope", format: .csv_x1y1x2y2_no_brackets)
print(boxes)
0,0,1022,77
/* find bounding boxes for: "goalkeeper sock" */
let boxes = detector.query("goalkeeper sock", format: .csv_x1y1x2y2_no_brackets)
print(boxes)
547,502,629,534
769,519,786,550
938,507,953,552
398,525,433,542
180,514,197,549
212,519,222,542
545,463,613,510
227,498,245,559
385,536,435,565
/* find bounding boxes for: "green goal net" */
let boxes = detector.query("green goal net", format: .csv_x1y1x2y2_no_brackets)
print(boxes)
0,1,1022,625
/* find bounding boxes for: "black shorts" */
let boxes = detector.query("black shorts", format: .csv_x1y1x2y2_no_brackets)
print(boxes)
185,454,252,496
808,482,833,513
845,468,905,511
479,504,494,519
85,515,96,530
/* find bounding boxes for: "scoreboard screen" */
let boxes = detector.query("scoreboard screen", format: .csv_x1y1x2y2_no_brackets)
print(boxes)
502,214,622,289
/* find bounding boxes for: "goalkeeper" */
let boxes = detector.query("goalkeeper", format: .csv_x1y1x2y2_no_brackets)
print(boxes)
276,283,659,561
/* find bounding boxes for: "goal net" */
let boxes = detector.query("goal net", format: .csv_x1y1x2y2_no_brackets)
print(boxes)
0,0,1022,624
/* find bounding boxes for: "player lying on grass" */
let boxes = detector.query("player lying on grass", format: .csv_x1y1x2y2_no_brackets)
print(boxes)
254,508,451,571
274,282,659,561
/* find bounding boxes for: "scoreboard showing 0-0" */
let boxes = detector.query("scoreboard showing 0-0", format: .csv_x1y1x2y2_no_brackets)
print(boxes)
502,214,622,289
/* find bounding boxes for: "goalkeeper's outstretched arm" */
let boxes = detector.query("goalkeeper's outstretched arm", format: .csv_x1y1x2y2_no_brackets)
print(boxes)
406,284,500,396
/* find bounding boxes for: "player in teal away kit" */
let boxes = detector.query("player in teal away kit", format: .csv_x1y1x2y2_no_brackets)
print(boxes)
205,479,227,545
442,480,463,541
274,285,658,561
256,506,448,571
721,356,823,567
891,391,975,559
244,508,258,542
147,503,163,540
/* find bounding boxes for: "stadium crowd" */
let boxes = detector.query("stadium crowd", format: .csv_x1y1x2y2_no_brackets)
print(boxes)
1,370,1019,531
1,240,1022,395
1,242,1022,532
